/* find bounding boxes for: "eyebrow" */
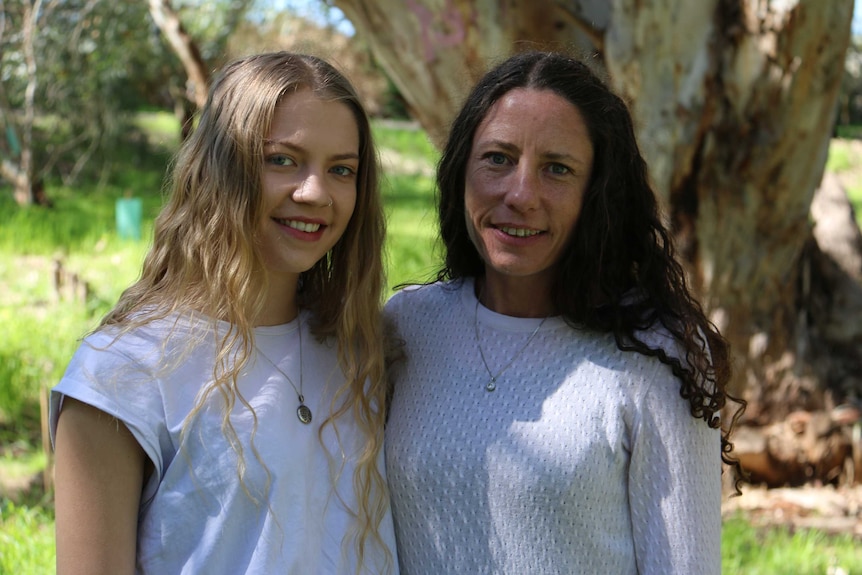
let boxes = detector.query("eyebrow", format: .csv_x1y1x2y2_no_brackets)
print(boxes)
544,152,589,167
477,139,589,166
262,139,360,162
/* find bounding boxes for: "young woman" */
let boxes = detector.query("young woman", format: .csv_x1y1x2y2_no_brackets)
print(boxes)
51,52,396,575
384,51,743,574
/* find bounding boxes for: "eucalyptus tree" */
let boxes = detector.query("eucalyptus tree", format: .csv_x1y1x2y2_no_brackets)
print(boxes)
331,0,861,420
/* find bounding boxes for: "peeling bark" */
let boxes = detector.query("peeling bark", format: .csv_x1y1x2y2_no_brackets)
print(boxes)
334,0,596,144
332,0,862,418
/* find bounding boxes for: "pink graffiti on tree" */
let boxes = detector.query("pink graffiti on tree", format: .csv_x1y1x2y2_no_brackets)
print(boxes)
406,0,469,62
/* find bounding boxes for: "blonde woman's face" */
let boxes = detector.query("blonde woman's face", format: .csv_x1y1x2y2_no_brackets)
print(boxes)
259,89,359,286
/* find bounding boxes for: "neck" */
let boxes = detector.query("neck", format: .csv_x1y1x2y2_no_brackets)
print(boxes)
477,272,555,318
254,273,300,326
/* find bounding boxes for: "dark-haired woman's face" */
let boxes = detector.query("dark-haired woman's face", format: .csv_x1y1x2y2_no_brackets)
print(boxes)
464,88,593,295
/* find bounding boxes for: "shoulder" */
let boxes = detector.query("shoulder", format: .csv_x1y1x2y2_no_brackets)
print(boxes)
385,279,466,318
384,280,470,353
71,326,157,375
60,314,210,395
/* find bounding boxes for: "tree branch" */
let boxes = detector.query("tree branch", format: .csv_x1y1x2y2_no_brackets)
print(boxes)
553,1,604,55
148,0,209,109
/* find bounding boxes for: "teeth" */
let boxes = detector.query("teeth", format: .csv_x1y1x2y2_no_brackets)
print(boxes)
499,226,540,238
277,219,321,233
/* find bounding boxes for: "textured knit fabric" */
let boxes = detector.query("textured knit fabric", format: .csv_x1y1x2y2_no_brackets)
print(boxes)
50,311,397,575
384,279,720,575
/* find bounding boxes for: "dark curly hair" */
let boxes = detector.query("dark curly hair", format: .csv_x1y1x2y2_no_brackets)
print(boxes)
436,50,744,485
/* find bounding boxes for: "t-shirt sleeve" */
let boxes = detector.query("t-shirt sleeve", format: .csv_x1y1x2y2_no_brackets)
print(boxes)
49,331,170,504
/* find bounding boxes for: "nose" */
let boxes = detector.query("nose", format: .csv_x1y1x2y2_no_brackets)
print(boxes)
293,171,332,207
504,162,540,212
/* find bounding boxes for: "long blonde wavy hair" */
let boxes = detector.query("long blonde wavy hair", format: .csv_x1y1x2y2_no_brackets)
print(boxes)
100,52,390,571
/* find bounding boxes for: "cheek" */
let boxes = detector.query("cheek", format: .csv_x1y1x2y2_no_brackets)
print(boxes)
260,174,278,208
344,190,358,219
463,194,487,257
464,176,489,221
336,190,359,236
463,185,481,229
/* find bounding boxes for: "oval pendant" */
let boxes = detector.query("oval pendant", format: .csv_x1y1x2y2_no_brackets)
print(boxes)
297,404,313,424
486,379,497,392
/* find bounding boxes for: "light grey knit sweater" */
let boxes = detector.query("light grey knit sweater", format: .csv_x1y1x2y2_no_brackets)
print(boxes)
384,279,720,575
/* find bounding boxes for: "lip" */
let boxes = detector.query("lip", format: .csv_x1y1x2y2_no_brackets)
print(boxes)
491,223,545,242
273,216,327,241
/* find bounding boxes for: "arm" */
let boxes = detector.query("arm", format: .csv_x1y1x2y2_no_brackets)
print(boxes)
54,397,148,575
629,367,722,575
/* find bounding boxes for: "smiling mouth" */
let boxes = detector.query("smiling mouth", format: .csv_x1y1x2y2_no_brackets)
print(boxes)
498,226,542,238
274,218,322,233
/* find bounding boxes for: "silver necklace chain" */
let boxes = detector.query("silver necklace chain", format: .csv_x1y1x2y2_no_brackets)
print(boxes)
474,296,548,392
255,318,312,424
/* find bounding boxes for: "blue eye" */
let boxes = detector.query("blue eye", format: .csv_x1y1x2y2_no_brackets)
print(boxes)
331,165,357,177
548,163,570,175
267,154,295,167
487,153,507,165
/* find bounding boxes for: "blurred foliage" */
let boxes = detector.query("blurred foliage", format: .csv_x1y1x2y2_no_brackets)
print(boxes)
838,37,862,128
1,0,407,202
0,500,55,575
0,0,253,192
2,0,171,190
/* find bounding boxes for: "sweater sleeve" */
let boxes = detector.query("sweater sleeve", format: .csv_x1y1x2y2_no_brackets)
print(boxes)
628,358,722,575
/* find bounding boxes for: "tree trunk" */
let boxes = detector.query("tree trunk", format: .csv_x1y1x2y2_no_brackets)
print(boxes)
604,0,858,421
1,158,31,205
333,0,862,420
334,0,599,144
5,0,45,206
148,0,210,110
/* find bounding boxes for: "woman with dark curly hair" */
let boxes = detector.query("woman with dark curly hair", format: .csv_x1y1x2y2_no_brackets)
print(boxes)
384,50,743,574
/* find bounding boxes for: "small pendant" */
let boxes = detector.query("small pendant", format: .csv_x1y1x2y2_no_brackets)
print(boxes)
296,395,312,424
486,378,497,392
297,404,313,424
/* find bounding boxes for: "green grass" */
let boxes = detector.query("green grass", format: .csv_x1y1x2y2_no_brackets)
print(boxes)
0,450,47,485
383,172,440,287
374,121,440,166
374,120,441,288
826,142,854,173
0,501,55,575
722,514,862,574
848,183,862,225
0,303,102,438
132,111,182,150
825,138,862,229
2,113,862,573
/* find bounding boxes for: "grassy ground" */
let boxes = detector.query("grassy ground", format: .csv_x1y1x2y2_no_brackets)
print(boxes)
723,514,862,574
1,114,861,574
826,137,862,229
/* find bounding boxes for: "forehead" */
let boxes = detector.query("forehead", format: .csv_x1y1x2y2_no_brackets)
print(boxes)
473,88,590,147
267,89,359,148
